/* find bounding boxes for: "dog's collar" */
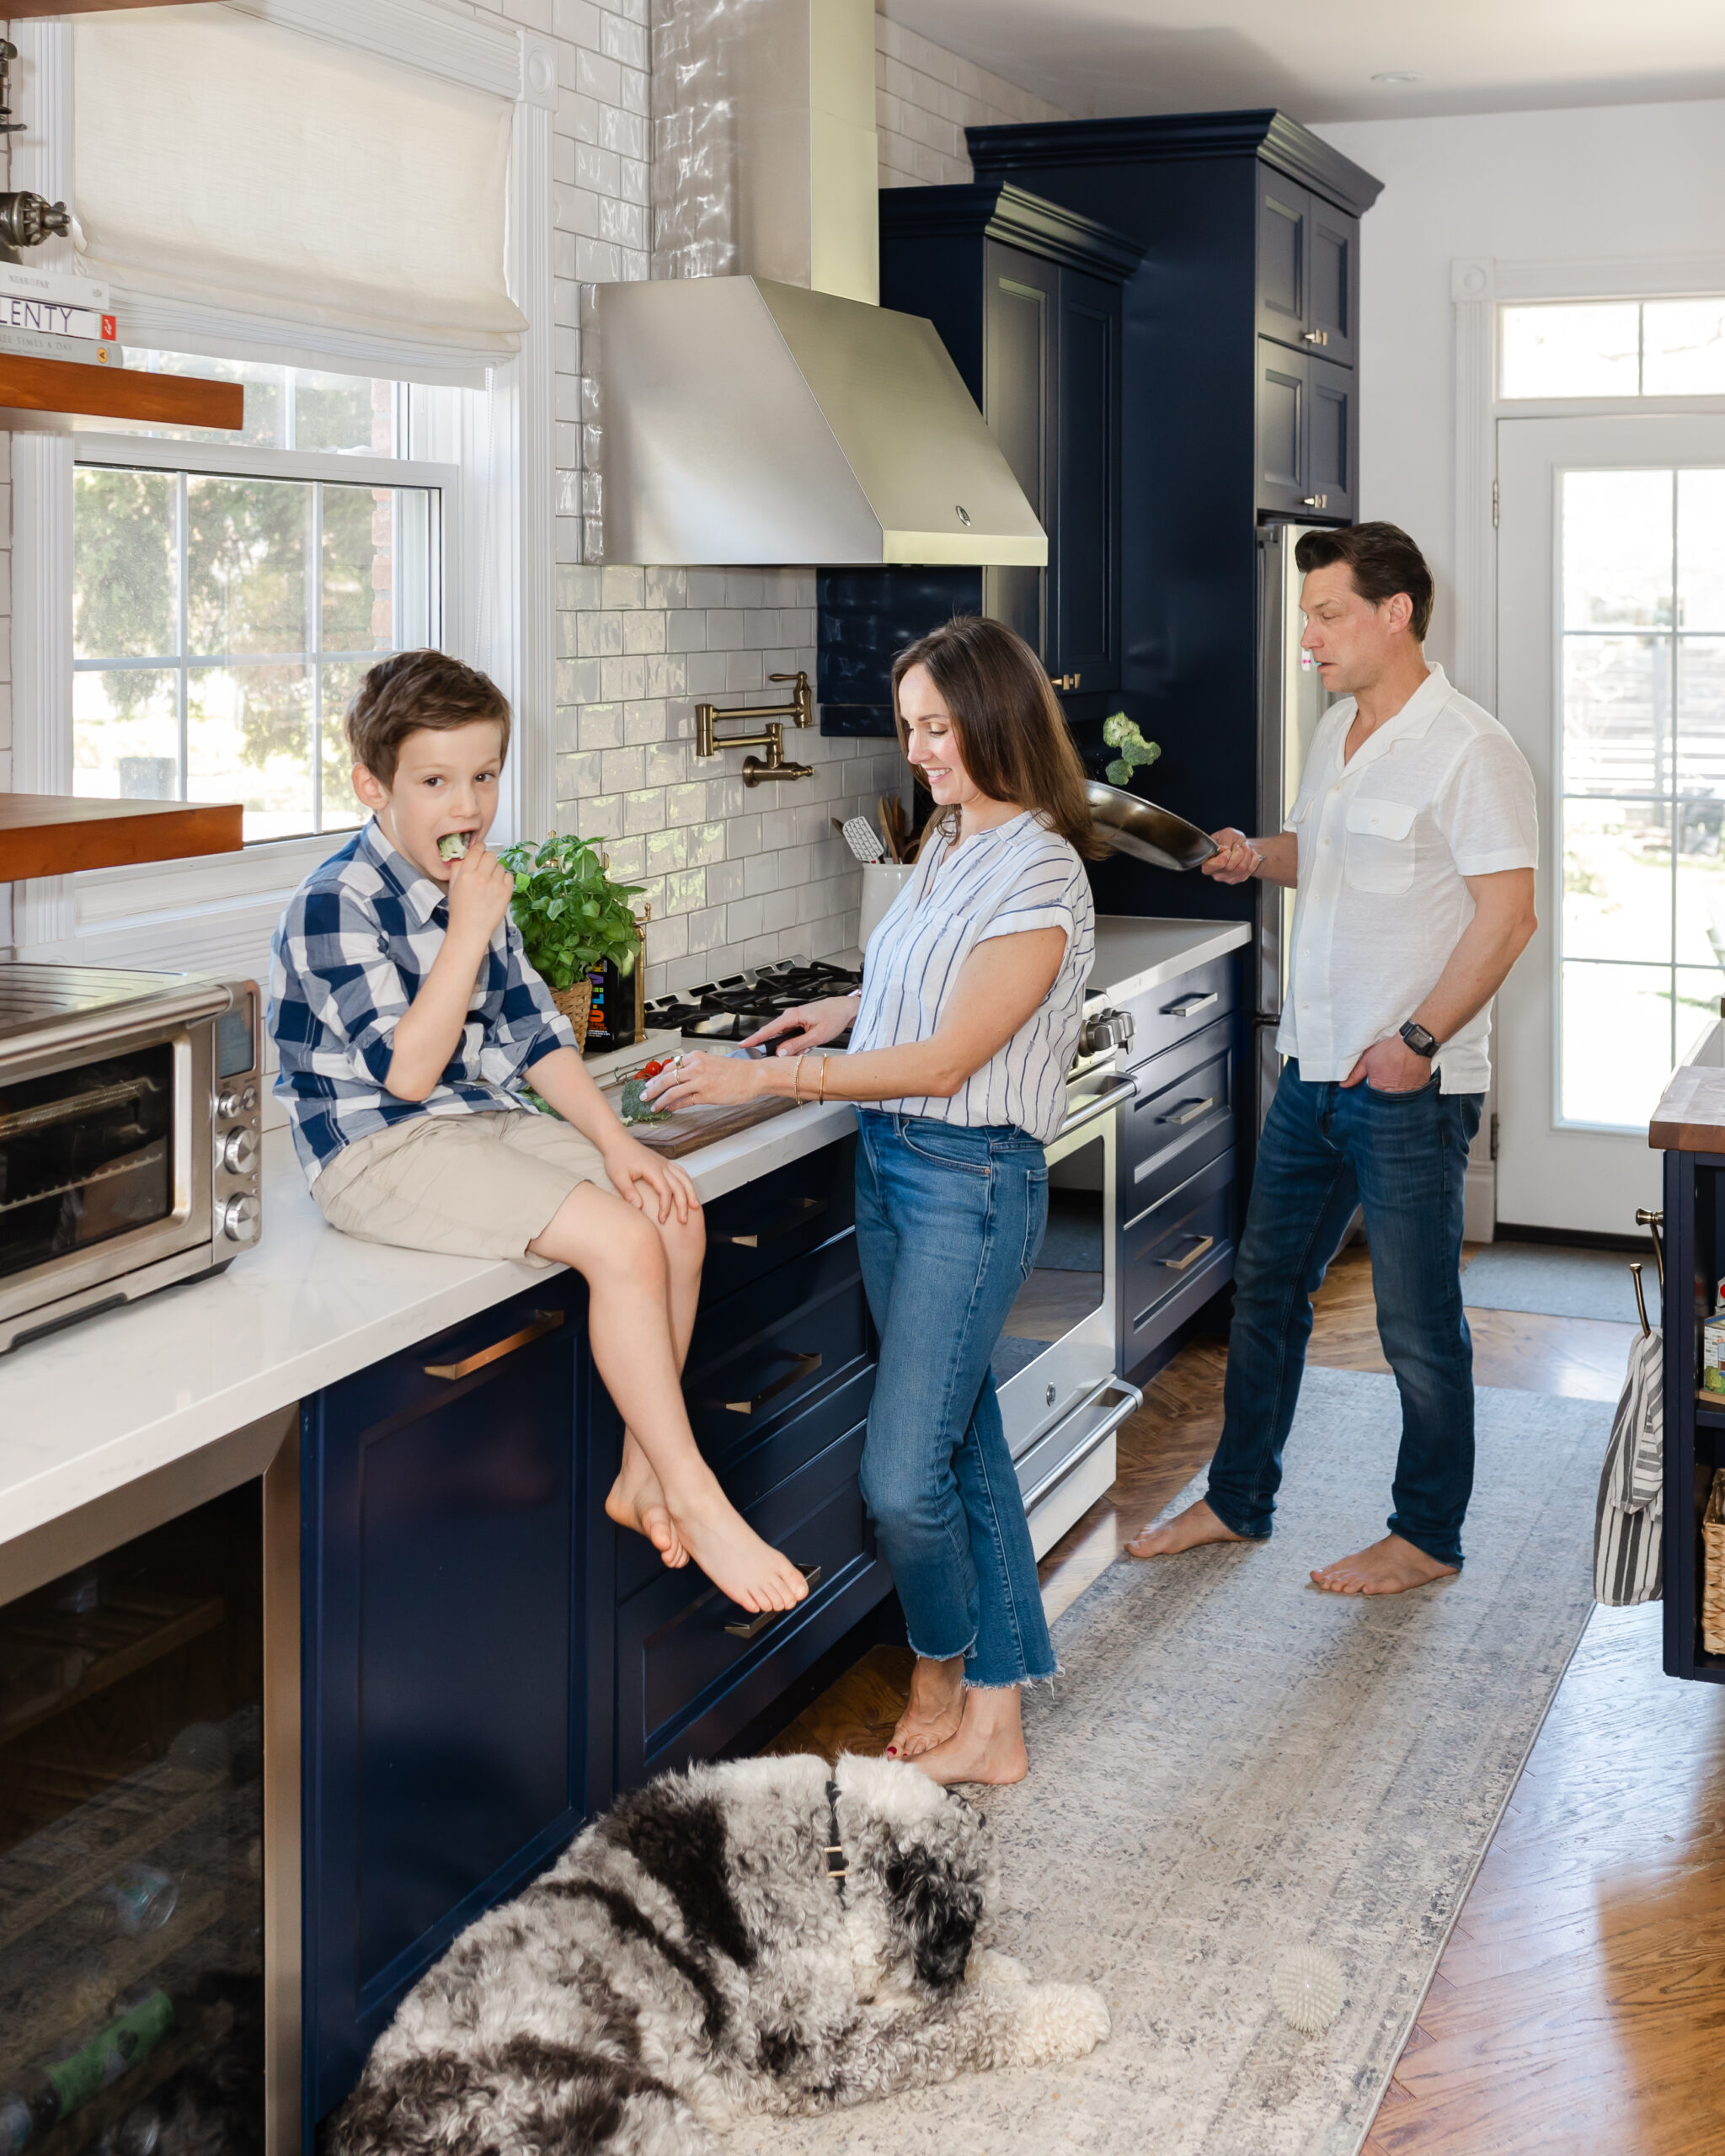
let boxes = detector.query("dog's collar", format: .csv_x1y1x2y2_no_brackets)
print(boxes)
824,1779,848,1901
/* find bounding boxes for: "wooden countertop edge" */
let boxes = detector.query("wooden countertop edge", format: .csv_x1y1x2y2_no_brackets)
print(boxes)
3,794,243,876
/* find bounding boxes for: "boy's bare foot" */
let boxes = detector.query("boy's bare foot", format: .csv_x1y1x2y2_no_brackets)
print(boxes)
911,1694,1028,1787
887,1655,965,1760
667,1482,811,1614
605,1434,688,1566
1125,1497,1251,1561
1311,1534,1458,1596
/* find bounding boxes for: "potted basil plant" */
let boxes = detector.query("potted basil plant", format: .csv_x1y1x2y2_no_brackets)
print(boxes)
497,833,646,1054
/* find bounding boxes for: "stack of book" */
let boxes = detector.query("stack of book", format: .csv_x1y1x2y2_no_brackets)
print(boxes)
0,264,122,368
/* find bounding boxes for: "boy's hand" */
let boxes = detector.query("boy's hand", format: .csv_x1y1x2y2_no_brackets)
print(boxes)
446,840,514,946
603,1133,698,1225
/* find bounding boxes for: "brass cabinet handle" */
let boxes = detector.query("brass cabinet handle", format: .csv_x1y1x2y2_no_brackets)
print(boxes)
724,1350,821,1415
711,1197,827,1249
1163,990,1219,1019
1162,1234,1215,1274
1050,671,1082,691
724,1563,824,1638
424,1309,563,1380
1302,328,1329,345
1301,494,1329,510
1162,1095,1218,1127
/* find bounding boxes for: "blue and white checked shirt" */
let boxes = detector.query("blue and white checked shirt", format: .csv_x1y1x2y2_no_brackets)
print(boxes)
269,819,575,1182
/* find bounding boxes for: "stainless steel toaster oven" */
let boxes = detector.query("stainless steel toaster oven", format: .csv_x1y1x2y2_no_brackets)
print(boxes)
0,963,263,1354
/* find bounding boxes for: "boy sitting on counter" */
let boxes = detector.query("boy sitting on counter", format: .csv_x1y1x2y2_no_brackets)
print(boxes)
266,648,809,1620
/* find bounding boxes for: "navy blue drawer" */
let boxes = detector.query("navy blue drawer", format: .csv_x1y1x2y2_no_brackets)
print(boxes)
1121,955,1239,1072
616,1420,888,1786
1121,1146,1236,1358
683,1234,873,1470
699,1137,857,1308
1121,1019,1236,1225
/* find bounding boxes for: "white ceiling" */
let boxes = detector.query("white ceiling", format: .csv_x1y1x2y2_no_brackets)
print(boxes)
882,0,1725,125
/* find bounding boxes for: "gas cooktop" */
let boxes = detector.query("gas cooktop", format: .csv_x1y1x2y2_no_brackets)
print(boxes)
643,956,862,1043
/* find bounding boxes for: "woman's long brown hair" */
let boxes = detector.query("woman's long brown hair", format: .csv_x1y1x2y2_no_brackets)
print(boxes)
890,616,1108,861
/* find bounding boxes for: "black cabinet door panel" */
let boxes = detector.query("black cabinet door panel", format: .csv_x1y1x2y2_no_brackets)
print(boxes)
699,1136,857,1309
1054,268,1120,691
1306,357,1355,521
1256,180,1307,350
1120,1149,1237,1368
1122,1026,1236,1220
1308,205,1359,366
1257,344,1306,516
1121,954,1240,1071
983,240,1051,661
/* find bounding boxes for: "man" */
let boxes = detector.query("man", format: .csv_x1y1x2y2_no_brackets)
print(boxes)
1130,522,1537,1595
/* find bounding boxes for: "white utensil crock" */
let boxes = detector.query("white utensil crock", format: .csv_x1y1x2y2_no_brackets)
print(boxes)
858,863,916,950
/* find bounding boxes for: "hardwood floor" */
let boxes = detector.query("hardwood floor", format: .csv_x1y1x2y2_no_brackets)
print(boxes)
766,1246,1725,2153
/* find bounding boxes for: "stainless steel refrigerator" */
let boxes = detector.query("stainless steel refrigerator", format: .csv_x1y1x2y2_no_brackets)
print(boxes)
1253,523,1332,1134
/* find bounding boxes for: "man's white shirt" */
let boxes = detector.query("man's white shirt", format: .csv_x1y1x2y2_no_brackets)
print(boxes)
1276,662,1538,1094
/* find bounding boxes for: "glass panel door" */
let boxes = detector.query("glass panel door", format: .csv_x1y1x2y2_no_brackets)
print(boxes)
992,1128,1106,1388
0,1047,175,1282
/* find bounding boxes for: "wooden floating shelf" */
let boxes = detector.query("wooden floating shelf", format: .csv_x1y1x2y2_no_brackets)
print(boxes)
1,792,244,878
0,352,243,434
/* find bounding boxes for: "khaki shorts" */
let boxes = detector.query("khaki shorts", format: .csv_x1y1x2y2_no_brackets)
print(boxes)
312,1110,616,1265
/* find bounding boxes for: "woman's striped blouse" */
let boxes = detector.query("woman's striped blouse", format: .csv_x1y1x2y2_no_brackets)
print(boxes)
847,809,1094,1144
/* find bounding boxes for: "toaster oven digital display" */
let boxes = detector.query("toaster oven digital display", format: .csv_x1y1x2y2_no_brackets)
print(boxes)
216,995,256,1080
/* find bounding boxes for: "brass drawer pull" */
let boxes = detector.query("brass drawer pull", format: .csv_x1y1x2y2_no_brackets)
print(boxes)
1162,1234,1215,1274
1163,990,1219,1019
724,1563,824,1638
425,1309,563,1380
1162,1095,1218,1126
724,1350,822,1414
712,1197,827,1248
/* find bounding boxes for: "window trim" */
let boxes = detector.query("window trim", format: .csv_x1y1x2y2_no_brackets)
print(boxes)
7,5,560,984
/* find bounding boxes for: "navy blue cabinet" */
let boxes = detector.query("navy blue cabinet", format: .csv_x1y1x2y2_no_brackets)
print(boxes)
301,1274,616,2127
819,184,1140,736
965,113,1381,923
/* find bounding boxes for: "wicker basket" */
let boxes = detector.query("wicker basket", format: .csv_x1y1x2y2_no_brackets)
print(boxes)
548,979,593,1052
1703,1468,1725,1655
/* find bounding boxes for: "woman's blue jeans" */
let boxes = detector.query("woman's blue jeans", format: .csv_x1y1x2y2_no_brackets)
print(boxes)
853,1112,1058,1689
1206,1061,1482,1567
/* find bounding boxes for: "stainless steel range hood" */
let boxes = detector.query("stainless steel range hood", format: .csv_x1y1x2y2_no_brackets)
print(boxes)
594,275,1047,568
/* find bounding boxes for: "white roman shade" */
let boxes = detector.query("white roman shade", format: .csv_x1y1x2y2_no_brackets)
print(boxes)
72,4,527,380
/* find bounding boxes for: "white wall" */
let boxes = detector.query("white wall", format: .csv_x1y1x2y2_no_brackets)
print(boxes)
1314,99,1725,678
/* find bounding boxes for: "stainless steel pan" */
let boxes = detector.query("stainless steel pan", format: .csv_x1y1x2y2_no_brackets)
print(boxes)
1086,780,1220,873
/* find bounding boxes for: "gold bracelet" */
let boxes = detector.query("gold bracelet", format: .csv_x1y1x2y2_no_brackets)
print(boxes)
818,1056,829,1103
792,1055,804,1105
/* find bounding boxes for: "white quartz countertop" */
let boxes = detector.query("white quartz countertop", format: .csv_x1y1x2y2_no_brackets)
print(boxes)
0,1029,855,1566
3,917,1246,1558
1092,915,1252,1005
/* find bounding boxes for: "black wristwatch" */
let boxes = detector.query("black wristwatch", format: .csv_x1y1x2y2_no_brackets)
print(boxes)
1400,1020,1439,1059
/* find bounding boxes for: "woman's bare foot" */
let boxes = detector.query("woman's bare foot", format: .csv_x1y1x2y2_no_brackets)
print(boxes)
1125,1497,1252,1561
887,1654,965,1760
605,1433,688,1566
1311,1534,1458,1596
911,1687,1028,1787
665,1478,811,1614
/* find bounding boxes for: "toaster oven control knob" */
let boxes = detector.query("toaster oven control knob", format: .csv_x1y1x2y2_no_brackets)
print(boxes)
216,1084,258,1118
221,1194,261,1245
219,1127,259,1176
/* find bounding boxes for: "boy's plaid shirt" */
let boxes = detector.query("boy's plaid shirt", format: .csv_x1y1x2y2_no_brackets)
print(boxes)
268,819,574,1183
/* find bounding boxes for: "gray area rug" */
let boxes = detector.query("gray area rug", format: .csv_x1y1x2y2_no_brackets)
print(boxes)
729,1367,1610,2156
1461,1241,1659,1324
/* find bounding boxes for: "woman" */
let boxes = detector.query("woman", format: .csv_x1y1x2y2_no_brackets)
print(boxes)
645,616,1106,1785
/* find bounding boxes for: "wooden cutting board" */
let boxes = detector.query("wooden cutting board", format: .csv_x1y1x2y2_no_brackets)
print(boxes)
599,1082,799,1158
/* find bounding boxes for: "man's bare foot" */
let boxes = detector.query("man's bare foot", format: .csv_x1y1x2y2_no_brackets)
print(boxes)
605,1433,687,1566
887,1655,964,1760
666,1481,811,1614
911,1689,1028,1787
1311,1534,1458,1596
1125,1497,1252,1561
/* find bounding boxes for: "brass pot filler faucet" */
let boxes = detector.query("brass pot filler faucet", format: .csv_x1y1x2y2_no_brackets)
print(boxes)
694,670,815,787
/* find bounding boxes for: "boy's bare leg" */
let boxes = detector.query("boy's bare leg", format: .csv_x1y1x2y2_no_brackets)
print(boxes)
607,1201,704,1566
531,1183,807,1613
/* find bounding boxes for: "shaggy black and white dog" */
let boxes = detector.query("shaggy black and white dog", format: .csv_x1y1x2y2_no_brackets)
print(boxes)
329,1752,1108,2153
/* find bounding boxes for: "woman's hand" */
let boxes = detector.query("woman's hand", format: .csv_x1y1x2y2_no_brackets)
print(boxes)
642,1050,776,1113
741,995,857,1055
601,1131,699,1224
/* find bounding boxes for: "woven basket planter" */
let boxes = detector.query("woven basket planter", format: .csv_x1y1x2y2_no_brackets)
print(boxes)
548,979,593,1052
1703,1467,1725,1654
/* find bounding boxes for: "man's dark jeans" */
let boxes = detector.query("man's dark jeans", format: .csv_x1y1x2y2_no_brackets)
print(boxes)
1206,1060,1482,1567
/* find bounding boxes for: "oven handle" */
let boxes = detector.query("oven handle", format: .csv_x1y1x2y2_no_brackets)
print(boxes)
1020,1380,1143,1513
1056,1075,1137,1142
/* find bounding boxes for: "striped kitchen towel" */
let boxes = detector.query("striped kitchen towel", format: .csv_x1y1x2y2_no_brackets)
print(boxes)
1594,1326,1664,1606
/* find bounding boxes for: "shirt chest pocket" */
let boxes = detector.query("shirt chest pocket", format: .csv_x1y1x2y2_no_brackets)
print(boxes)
1343,795,1418,894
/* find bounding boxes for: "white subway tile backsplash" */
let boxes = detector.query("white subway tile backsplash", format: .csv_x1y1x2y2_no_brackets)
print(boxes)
599,654,648,701
743,851,777,899
622,608,667,654
623,787,666,834
623,698,667,744
643,741,685,789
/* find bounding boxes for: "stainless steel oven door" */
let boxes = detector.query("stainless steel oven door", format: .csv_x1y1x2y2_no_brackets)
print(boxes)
0,1020,216,1330
992,1076,1133,1462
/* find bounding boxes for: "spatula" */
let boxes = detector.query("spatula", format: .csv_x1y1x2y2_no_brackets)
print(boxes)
839,815,888,864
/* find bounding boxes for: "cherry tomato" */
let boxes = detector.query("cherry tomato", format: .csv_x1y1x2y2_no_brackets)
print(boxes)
639,1059,666,1079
